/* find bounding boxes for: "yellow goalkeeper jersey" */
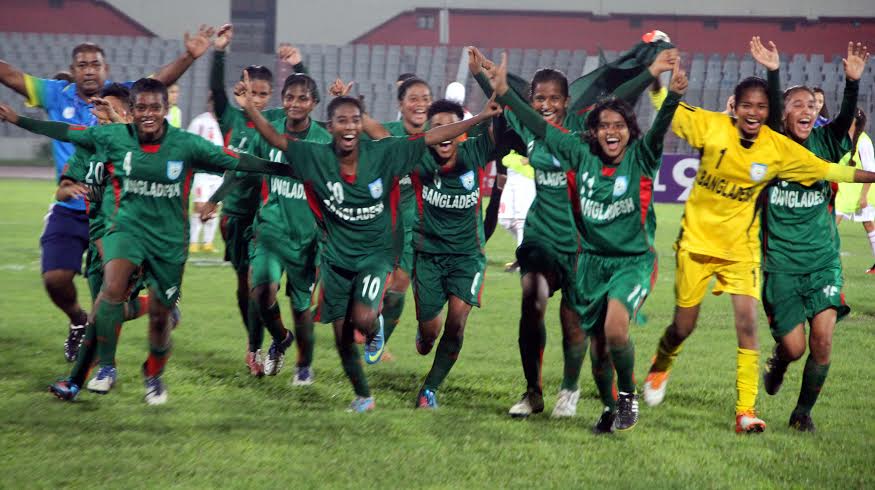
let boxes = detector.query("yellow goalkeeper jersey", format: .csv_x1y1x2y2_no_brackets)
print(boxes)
670,101,853,263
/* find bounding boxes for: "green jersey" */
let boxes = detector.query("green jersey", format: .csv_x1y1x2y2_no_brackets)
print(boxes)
62,122,247,264
61,146,111,239
761,77,857,273
762,127,849,273
243,135,432,270
383,121,418,223
543,92,679,256
250,118,333,246
211,50,285,217
504,108,586,254
412,134,495,255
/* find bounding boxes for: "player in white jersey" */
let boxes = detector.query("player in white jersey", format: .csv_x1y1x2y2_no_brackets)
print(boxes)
189,92,225,253
497,151,535,272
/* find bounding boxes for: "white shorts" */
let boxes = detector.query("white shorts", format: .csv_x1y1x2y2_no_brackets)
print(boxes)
837,205,875,222
192,173,224,204
498,170,535,221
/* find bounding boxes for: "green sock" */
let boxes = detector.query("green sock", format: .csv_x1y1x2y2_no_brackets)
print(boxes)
518,320,546,393
793,355,830,416
124,295,148,321
591,345,617,411
423,334,464,391
94,299,124,368
247,298,265,352
610,340,636,394
70,323,97,386
259,301,289,343
338,337,370,397
560,335,587,391
294,312,315,367
381,290,405,343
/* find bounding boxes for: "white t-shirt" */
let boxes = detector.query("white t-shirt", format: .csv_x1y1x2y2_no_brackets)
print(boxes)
187,112,224,147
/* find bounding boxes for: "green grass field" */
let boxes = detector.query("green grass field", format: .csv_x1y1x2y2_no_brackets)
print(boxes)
1,179,873,489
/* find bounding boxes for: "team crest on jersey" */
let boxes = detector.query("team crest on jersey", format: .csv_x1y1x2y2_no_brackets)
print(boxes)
63,106,75,119
460,170,476,190
613,176,628,197
166,161,184,180
434,175,441,189
368,178,383,198
750,163,768,182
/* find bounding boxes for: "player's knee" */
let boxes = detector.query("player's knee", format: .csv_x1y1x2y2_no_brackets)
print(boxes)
42,269,74,291
605,329,629,348
782,342,806,362
809,335,832,363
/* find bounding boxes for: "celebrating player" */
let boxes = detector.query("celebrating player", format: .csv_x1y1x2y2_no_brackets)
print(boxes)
0,26,214,363
409,99,497,408
238,79,502,411
644,58,875,433
490,52,686,432
835,109,875,273
750,38,869,431
1,78,294,404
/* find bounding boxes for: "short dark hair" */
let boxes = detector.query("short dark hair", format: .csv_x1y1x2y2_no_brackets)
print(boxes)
734,77,769,106
130,78,168,106
71,42,106,60
397,77,431,101
327,96,363,119
530,68,568,100
427,99,464,121
53,71,74,83
812,86,830,118
583,97,642,154
397,72,417,84
100,83,131,100
242,65,273,84
282,73,320,103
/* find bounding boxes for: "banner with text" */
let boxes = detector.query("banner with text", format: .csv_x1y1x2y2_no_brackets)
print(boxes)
654,154,700,203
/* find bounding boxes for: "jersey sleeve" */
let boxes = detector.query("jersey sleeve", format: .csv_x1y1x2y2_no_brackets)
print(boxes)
189,133,240,171
380,135,429,175
543,125,586,172
459,134,495,169
671,102,722,150
638,90,682,177
60,147,91,182
775,136,841,185
23,74,64,110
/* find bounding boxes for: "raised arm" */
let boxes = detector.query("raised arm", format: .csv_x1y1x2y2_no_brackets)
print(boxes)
612,48,679,107
643,59,686,155
151,25,214,86
210,24,233,119
749,36,783,132
828,42,869,139
0,60,27,97
0,105,97,150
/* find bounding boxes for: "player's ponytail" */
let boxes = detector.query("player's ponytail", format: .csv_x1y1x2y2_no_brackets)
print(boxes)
848,108,867,167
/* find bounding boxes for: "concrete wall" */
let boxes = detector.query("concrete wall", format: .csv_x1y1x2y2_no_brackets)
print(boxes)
105,0,231,40
105,0,874,46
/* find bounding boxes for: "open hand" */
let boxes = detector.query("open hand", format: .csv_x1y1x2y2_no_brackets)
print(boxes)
844,42,870,81
649,48,679,77
199,201,218,221
0,103,20,124
750,36,779,71
185,25,215,59
214,24,233,51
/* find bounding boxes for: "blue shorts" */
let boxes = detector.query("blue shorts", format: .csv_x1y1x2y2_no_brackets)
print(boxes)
40,205,89,274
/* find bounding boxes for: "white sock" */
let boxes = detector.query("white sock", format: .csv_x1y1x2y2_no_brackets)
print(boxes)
190,214,202,245
202,217,219,247
867,230,875,259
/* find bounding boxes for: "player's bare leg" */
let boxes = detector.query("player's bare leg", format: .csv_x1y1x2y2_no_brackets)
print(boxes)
509,272,549,417
44,269,89,362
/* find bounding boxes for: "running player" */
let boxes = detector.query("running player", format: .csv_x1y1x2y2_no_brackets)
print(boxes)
239,85,501,411
245,73,331,383
1,78,294,404
643,59,875,433
835,110,875,273
205,24,298,373
749,38,868,431
0,26,214,362
410,99,497,408
187,91,225,253
490,52,686,432
471,46,679,418
378,77,433,349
